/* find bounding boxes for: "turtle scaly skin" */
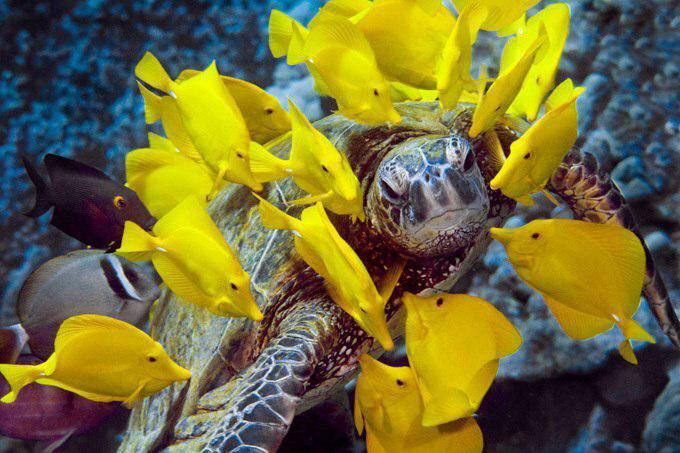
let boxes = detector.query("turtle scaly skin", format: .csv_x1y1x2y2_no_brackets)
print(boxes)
118,103,677,452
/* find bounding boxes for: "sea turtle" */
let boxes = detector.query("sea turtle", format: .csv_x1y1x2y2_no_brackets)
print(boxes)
119,102,678,452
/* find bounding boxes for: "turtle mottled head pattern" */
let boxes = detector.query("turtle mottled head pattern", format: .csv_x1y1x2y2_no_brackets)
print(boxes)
367,135,489,257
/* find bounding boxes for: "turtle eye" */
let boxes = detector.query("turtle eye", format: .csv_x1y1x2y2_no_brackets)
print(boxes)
523,152,532,160
463,150,475,172
230,282,238,291
396,379,405,387
265,108,274,115
113,196,127,209
321,165,329,173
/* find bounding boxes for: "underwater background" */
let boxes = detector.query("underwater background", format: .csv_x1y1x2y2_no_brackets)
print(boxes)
0,0,678,451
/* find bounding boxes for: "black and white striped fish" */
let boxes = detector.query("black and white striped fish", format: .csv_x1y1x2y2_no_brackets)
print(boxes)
14,250,159,360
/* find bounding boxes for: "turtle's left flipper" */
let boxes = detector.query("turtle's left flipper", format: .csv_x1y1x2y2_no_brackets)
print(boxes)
167,295,345,452
547,149,679,348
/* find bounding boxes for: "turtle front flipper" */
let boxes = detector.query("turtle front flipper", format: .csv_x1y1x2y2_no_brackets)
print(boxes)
167,296,346,452
547,149,679,348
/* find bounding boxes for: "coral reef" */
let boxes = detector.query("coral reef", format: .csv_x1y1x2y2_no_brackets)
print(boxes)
0,0,677,451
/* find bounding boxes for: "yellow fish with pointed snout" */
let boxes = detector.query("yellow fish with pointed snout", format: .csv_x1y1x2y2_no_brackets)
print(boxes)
135,52,262,196
116,196,263,321
255,197,396,350
403,293,522,426
0,315,190,406
490,79,584,205
490,219,655,364
468,26,548,137
249,99,364,221
126,133,223,218
353,0,455,90
503,3,571,121
436,2,488,109
271,13,401,125
452,0,540,31
354,354,483,452
175,69,291,144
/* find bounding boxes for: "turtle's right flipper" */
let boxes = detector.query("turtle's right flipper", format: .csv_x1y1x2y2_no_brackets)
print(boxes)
547,149,680,349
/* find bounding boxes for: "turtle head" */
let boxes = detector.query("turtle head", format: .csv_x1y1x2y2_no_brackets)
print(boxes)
367,135,489,257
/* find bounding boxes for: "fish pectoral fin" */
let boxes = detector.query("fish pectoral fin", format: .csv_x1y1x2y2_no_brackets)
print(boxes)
422,388,474,427
123,381,149,409
541,294,614,340
287,191,333,206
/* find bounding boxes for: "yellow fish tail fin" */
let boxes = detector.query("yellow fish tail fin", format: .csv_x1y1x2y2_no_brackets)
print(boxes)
287,22,310,65
249,141,290,183
545,79,586,112
542,294,614,340
269,10,294,58
175,68,199,83
287,191,333,206
0,363,44,403
422,387,474,427
444,417,484,453
135,52,173,93
254,194,299,231
379,256,406,302
117,221,161,262
620,318,656,344
482,129,506,173
618,340,637,365
136,81,163,124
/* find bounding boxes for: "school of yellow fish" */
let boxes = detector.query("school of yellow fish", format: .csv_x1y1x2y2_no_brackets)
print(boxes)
0,1,658,451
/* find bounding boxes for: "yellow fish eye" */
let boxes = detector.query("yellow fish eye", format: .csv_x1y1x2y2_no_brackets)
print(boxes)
373,89,379,97
236,152,245,159
321,165,330,173
113,195,127,209
436,297,444,307
147,356,157,363
531,233,540,239
265,107,274,115
396,379,405,387
523,152,532,160
230,282,238,290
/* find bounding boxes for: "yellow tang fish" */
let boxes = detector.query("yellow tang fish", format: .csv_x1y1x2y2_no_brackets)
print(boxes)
436,2,488,109
403,293,522,426
126,133,223,218
116,196,263,321
490,219,655,364
135,53,262,196
300,14,402,125
255,197,396,350
468,26,547,137
490,79,584,205
0,314,190,406
503,3,571,121
354,354,483,453
452,0,541,31
250,99,364,221
176,69,291,144
351,0,455,90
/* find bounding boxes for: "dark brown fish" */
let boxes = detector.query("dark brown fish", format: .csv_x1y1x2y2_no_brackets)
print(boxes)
0,355,120,448
17,250,159,360
22,153,156,250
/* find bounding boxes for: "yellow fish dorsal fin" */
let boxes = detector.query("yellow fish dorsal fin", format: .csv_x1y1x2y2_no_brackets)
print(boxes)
288,99,321,168
320,0,372,18
268,10,299,58
147,132,176,152
154,196,225,246
136,81,163,124
483,129,506,173
135,52,174,93
421,387,474,427
158,97,202,162
353,393,364,435
304,14,375,62
55,315,143,353
541,293,614,340
125,147,191,185
379,257,406,302
175,68,199,83
287,22,310,65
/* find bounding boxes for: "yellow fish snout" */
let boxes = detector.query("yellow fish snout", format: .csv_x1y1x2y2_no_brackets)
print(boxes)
489,227,514,246
172,363,192,382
